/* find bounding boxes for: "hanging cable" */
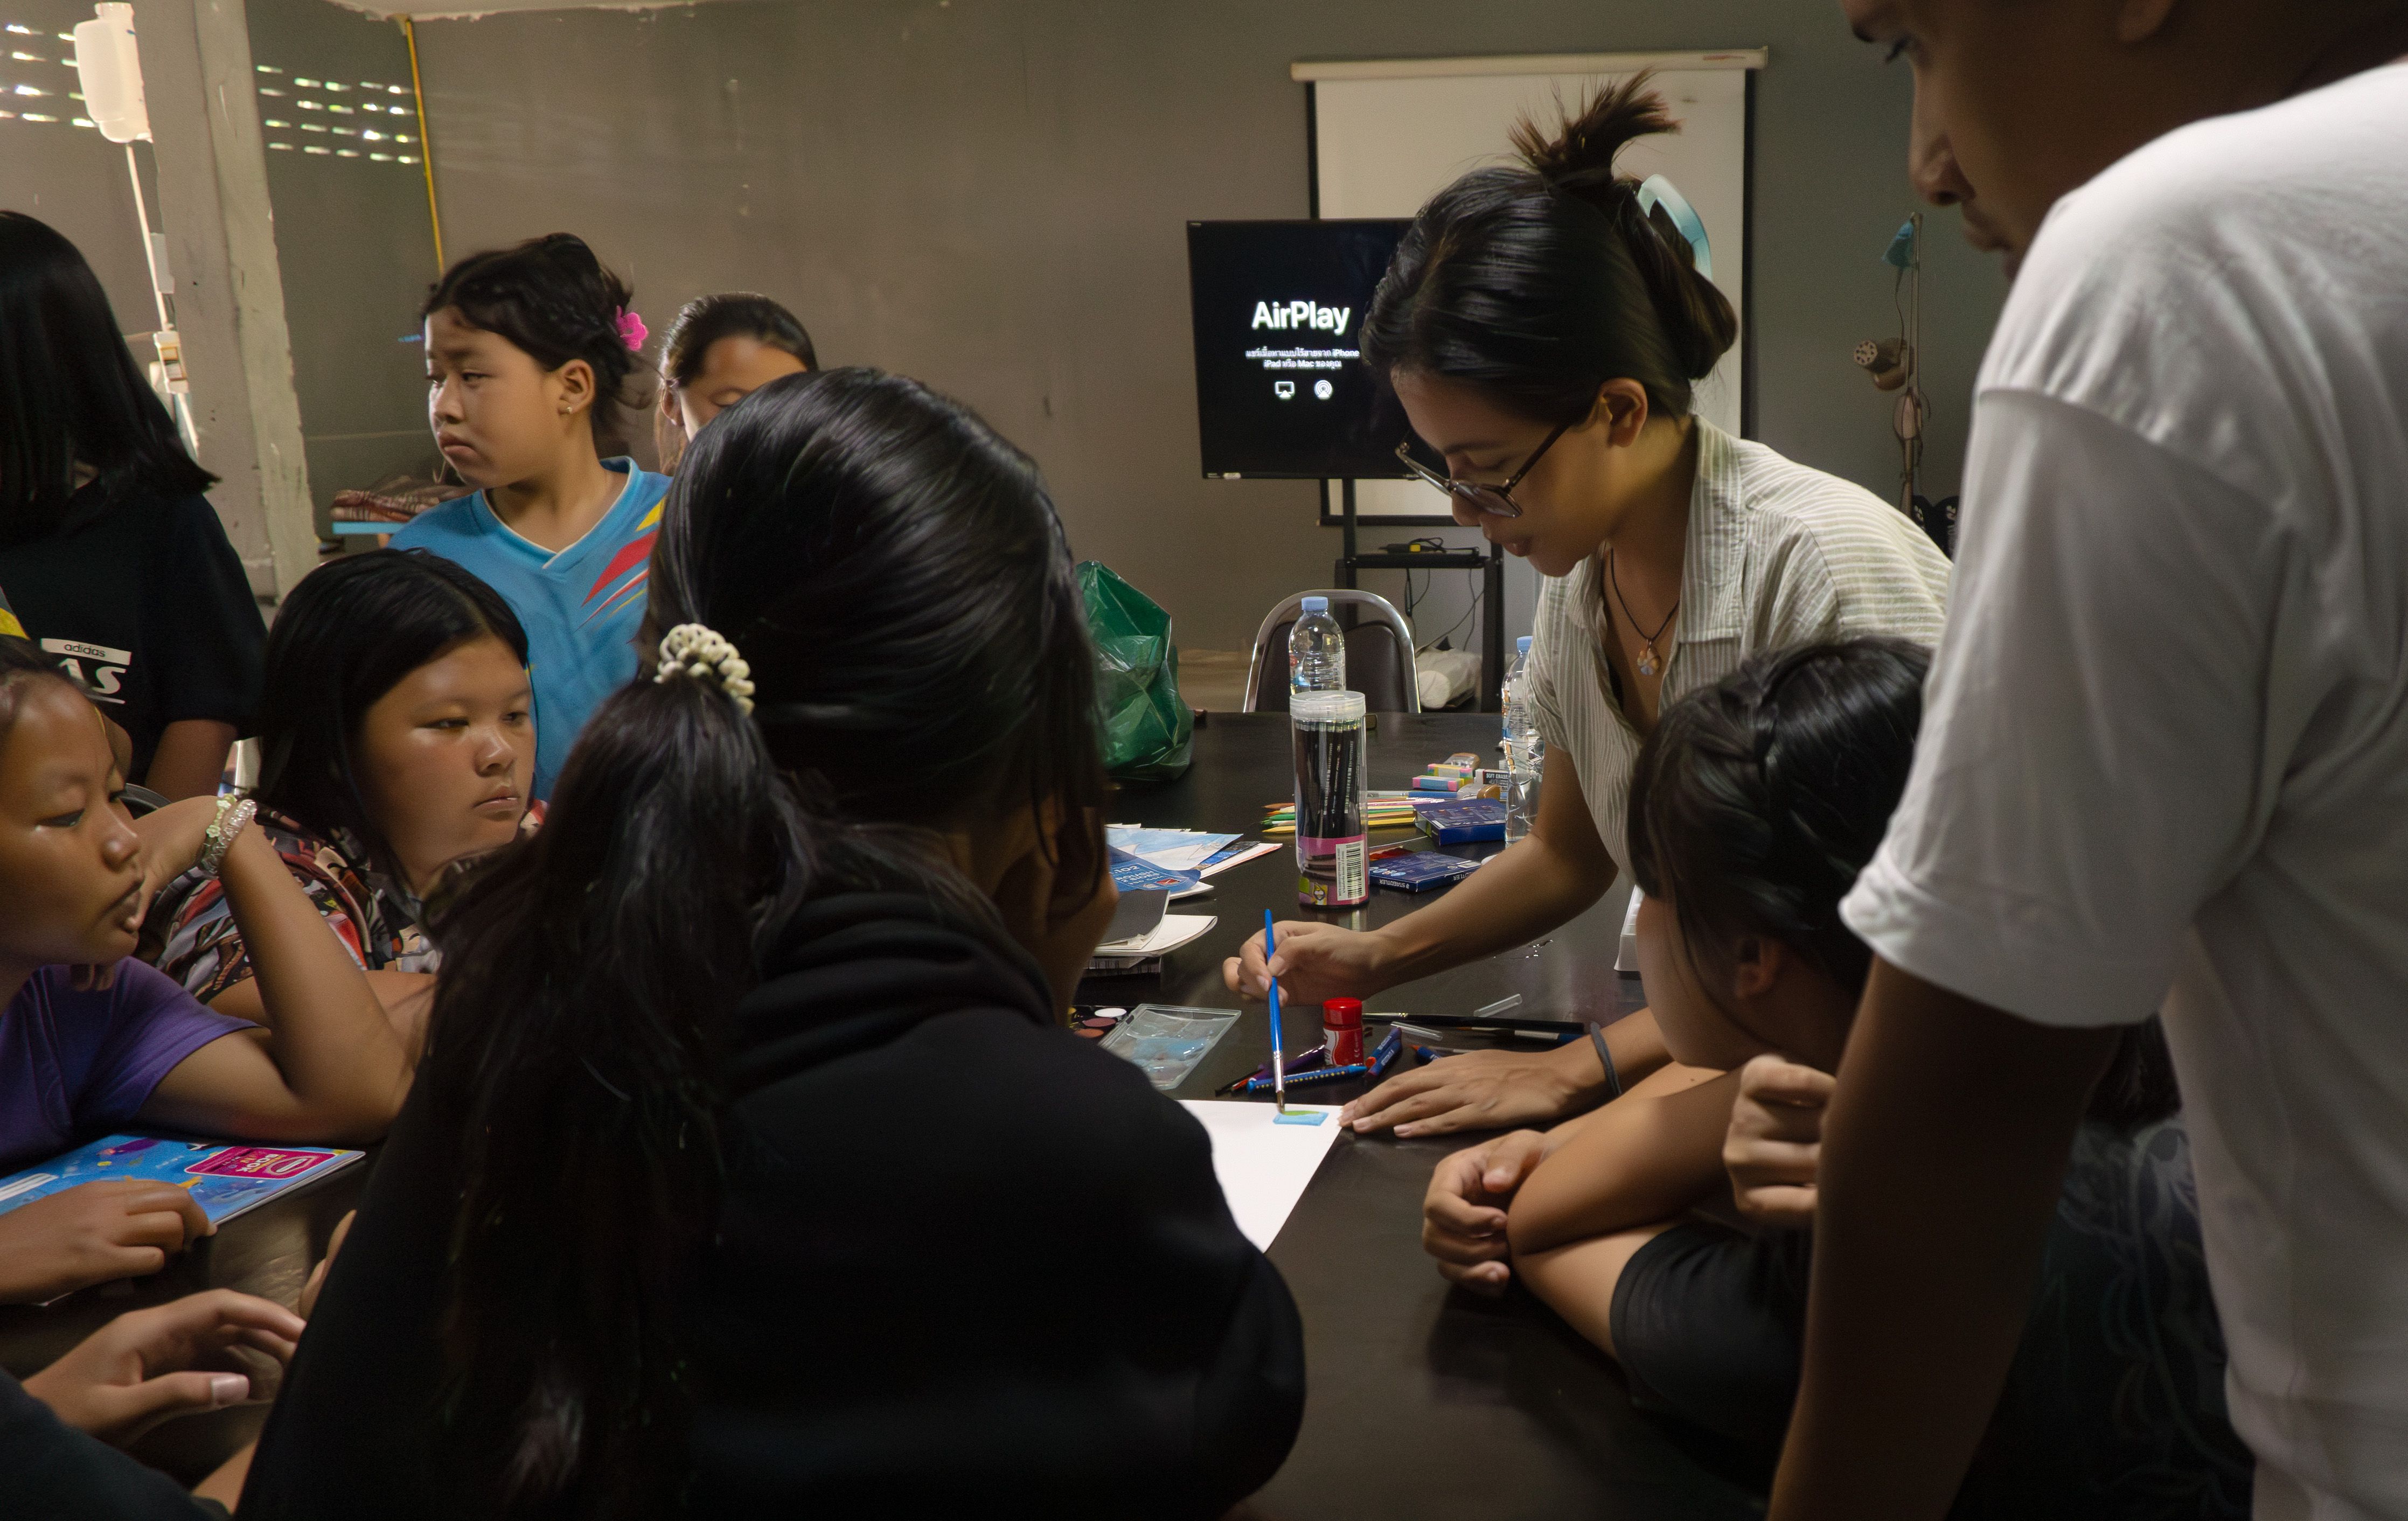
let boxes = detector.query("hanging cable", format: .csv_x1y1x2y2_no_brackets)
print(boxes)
400,18,443,269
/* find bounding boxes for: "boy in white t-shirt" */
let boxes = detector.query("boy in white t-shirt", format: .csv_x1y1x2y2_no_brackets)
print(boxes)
1776,4,2408,1519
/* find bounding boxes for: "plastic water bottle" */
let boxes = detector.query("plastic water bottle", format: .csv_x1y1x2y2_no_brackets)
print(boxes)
1501,635,1544,842
1288,596,1346,696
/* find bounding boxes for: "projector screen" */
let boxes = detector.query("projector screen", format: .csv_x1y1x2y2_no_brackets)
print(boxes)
1300,50,1764,521
1187,219,1415,479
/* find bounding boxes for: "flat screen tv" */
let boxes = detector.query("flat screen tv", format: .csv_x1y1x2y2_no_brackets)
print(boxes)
1186,219,1418,479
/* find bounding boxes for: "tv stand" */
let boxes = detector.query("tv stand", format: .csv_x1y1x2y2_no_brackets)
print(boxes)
1331,479,1507,714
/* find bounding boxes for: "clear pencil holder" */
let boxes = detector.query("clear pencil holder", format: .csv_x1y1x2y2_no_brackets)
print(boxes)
1291,689,1368,907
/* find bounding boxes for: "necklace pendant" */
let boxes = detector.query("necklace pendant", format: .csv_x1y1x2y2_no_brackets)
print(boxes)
1637,643,1659,678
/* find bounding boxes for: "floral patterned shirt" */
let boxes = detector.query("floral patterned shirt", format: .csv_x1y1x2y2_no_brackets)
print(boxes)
142,806,436,1002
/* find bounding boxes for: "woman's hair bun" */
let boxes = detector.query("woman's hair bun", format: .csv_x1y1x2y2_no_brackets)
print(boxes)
1507,73,1680,206
1361,71,1738,421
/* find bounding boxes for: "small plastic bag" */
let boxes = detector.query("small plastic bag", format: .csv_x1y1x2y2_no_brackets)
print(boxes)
1099,1003,1241,1091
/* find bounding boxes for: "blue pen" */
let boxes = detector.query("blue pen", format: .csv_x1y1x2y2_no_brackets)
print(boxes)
1264,910,1287,1113
1248,1062,1371,1092
1215,1044,1327,1097
1369,1023,1403,1076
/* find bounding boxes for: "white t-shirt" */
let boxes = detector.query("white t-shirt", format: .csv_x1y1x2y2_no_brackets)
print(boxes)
1841,65,2408,1521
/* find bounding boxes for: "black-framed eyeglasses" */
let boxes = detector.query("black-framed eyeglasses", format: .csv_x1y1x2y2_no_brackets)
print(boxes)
1394,418,1572,520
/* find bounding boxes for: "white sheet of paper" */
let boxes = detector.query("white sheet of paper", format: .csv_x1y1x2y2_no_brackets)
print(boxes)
1178,1099,1343,1252
1095,913,1216,958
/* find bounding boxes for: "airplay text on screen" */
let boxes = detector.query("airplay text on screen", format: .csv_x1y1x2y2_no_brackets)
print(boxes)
1187,219,1413,479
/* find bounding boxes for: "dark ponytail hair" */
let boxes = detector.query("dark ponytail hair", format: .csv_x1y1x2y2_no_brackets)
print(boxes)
653,292,817,469
1361,74,1738,427
252,549,528,883
416,366,1105,1517
0,212,215,545
1628,638,2178,1130
422,233,640,446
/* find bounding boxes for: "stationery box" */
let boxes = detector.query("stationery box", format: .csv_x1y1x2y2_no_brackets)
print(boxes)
1369,851,1480,892
1417,799,1507,845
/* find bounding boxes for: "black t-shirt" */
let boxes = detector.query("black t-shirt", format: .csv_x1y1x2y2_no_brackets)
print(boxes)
0,491,265,782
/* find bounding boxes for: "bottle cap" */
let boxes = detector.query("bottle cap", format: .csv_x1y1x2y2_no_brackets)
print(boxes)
1516,636,1532,655
1321,998,1362,1028
1291,689,1366,722
1300,596,1328,614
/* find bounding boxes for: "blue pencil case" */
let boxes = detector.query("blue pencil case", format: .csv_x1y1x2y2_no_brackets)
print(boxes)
1417,800,1506,845
1369,851,1480,892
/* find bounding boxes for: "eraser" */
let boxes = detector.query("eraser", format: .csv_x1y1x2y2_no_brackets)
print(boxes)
1273,1110,1330,1125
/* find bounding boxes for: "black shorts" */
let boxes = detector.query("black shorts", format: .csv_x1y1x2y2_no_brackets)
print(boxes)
1607,1118,2253,1520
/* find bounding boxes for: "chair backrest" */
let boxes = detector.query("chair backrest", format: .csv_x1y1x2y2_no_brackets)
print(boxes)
1243,589,1421,714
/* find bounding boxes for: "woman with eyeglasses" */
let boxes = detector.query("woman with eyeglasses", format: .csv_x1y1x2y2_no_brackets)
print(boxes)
1224,77,1952,1140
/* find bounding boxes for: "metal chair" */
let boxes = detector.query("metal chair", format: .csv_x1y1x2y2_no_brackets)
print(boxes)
1242,589,1421,713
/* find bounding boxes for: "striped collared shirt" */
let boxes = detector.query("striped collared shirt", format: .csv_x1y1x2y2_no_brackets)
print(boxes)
1523,420,1953,880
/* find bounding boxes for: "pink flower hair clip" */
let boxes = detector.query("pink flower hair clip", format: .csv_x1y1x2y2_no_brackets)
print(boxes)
615,308,649,353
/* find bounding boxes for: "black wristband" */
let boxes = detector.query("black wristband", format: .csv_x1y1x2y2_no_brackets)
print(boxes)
1590,1025,1624,1100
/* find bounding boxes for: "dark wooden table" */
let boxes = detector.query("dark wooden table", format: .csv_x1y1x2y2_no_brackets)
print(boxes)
1101,712,1759,1519
0,711,1759,1515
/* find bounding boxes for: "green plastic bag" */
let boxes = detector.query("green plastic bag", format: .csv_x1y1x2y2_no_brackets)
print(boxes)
1077,561,1193,781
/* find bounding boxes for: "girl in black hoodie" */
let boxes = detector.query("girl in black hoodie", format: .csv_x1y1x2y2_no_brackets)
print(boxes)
239,368,1304,1519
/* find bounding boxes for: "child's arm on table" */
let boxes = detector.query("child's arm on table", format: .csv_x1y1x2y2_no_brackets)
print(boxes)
1419,1062,1722,1294
1505,1066,1741,1256
134,802,411,1143
1505,1070,1744,1357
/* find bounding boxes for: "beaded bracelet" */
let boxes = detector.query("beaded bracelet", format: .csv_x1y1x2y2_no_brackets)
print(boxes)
198,794,258,878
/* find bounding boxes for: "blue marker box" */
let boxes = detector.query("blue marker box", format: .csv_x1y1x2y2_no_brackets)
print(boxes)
1368,851,1480,892
1416,799,1507,846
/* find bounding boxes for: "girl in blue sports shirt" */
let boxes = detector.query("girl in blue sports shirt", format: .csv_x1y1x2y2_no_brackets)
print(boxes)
393,233,667,800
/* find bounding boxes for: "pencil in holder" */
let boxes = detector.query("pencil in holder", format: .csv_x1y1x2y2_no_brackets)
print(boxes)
1291,689,1368,907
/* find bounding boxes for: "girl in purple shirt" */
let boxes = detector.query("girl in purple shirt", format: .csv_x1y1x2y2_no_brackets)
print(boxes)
0,640,409,1304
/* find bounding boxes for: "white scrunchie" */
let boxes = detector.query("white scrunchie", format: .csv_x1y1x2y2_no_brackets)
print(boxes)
653,623,756,716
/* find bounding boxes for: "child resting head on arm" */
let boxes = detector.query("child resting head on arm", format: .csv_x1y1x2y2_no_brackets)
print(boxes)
0,639,410,1304
1422,637,2250,1515
141,549,535,1052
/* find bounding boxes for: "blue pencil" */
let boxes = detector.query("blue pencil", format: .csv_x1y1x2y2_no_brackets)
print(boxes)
1264,910,1287,1113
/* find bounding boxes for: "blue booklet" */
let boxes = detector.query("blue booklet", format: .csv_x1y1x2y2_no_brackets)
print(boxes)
1109,846,1203,896
0,1134,365,1226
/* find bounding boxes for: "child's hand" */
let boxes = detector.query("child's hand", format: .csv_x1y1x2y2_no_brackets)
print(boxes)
1421,1129,1549,1295
0,1180,215,1303
298,1210,355,1320
22,1289,303,1444
1723,1053,1834,1230
129,794,227,917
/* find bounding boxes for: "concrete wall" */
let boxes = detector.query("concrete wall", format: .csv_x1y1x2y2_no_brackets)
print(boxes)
0,0,156,331
247,0,446,521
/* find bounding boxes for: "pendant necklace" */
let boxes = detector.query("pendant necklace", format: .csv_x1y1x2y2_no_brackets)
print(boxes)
1606,546,1678,679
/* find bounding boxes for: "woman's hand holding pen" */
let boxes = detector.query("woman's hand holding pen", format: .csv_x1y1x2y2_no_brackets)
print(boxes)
1222,920,1399,1007
1420,1129,1550,1295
